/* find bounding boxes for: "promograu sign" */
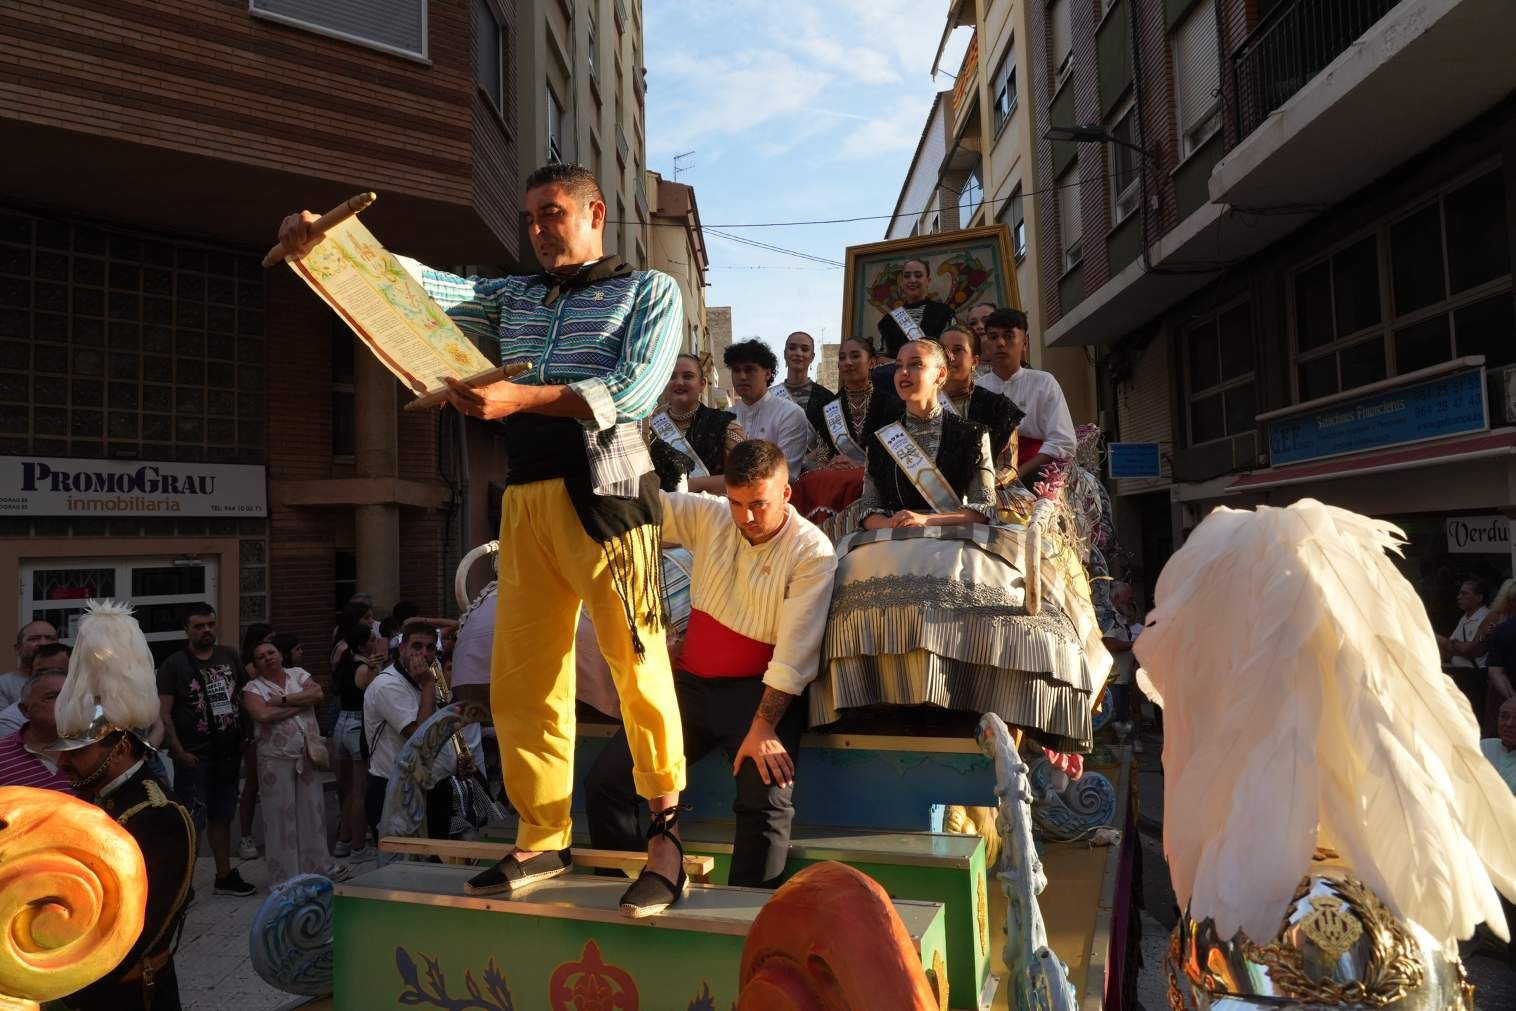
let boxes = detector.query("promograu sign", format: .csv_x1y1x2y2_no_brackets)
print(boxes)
0,457,267,517
1445,514,1511,555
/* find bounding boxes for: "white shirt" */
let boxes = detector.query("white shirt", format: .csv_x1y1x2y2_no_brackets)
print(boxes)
1450,606,1490,668
363,665,422,780
0,671,27,710
981,367,1077,460
730,390,813,475
0,702,22,739
660,492,837,695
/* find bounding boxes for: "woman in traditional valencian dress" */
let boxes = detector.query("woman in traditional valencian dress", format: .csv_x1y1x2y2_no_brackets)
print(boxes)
792,335,878,523
647,353,745,493
940,326,1022,470
810,339,1102,754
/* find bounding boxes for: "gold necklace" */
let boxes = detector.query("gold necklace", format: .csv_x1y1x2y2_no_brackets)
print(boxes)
665,403,698,423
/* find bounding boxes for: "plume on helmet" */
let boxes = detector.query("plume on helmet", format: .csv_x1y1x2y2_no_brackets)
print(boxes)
1134,499,1516,949
55,599,160,736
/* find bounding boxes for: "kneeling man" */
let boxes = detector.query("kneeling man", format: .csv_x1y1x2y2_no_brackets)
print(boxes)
587,440,837,888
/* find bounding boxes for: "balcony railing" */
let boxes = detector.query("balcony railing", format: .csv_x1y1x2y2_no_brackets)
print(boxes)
1231,0,1401,142
951,33,979,114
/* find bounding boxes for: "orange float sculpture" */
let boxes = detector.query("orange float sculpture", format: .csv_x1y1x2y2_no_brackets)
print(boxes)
738,861,940,1011
0,785,148,1010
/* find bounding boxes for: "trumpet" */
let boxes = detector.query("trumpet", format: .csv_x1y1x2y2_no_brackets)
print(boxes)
430,659,468,763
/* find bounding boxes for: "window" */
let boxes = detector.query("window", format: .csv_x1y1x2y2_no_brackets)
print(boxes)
992,43,1018,134
546,88,563,162
587,8,598,80
1058,165,1082,271
998,185,1027,260
1186,301,1256,444
1051,0,1073,86
591,136,602,180
474,0,504,112
249,0,427,60
959,167,983,223
1108,99,1140,225
1291,167,1513,400
1171,0,1220,157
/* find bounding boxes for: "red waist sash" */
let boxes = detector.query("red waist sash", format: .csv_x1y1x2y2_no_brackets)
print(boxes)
681,609,775,679
1016,437,1044,468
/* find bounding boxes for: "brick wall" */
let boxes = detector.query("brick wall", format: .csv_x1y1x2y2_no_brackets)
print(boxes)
1033,0,1254,327
397,388,448,617
265,268,338,675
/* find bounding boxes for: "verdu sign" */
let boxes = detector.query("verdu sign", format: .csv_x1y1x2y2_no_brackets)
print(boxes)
1445,514,1511,555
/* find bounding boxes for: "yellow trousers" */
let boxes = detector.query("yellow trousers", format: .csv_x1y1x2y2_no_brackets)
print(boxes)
490,478,686,852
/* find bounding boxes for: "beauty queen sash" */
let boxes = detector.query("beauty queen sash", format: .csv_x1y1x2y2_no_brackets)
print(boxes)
822,398,867,465
650,412,709,477
874,421,961,513
938,391,958,415
888,306,927,344
768,385,791,402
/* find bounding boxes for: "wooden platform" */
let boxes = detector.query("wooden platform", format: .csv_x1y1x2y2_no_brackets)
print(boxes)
332,862,948,1010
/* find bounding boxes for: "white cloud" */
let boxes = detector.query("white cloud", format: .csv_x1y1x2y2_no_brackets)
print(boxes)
648,48,833,158
830,96,932,161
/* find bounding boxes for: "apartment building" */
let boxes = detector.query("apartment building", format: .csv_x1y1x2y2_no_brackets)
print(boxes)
517,0,650,266
1028,0,1516,616
888,0,1097,425
0,0,527,665
645,170,710,358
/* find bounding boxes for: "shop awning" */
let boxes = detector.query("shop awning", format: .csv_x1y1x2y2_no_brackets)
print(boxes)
1226,428,1516,494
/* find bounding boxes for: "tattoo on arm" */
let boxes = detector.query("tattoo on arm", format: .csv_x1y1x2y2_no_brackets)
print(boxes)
755,687,795,727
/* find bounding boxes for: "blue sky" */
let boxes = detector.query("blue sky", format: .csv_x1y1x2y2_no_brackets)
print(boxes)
644,0,969,363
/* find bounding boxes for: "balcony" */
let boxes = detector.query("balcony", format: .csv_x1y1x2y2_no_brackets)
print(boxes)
1212,0,1516,208
1231,0,1399,141
951,32,979,115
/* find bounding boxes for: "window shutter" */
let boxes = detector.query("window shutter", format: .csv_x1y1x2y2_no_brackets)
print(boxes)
1058,166,1082,256
1172,0,1219,136
1051,0,1073,79
251,0,427,59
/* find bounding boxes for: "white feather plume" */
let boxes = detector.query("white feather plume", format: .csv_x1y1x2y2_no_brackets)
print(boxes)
54,599,160,736
1134,499,1516,949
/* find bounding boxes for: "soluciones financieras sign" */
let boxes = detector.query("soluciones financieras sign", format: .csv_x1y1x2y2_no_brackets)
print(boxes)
0,456,267,517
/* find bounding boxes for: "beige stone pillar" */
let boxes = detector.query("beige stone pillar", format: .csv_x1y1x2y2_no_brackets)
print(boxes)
353,345,401,612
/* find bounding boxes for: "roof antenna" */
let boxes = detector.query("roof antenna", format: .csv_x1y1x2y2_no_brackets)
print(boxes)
673,151,696,180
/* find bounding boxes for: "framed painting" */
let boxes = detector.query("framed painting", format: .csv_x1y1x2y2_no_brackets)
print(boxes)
840,225,1021,347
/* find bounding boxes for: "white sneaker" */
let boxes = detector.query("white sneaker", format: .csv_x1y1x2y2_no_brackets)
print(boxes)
326,863,354,883
346,846,376,863
237,837,258,860
333,839,352,857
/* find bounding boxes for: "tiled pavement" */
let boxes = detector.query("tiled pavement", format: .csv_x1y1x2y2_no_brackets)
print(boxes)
177,776,370,1011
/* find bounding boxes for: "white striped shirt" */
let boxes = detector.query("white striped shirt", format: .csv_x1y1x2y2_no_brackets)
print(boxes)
660,492,837,696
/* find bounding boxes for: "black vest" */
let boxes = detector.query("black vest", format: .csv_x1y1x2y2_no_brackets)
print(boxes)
865,408,988,513
965,385,1025,462
650,404,737,491
805,387,869,456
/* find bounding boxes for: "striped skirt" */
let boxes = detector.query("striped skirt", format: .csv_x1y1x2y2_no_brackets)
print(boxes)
808,525,1108,753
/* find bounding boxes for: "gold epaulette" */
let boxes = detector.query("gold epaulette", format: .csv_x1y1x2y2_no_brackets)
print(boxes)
116,777,172,824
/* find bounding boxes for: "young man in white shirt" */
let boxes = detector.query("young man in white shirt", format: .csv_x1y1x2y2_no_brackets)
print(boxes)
979,308,1078,485
586,439,837,889
362,624,447,841
723,339,813,476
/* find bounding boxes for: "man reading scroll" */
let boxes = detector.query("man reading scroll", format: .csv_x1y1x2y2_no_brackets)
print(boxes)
277,163,689,918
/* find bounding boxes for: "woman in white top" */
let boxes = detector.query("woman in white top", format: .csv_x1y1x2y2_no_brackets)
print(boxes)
242,640,350,886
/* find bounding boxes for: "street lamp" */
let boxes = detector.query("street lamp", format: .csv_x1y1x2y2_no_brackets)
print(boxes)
1043,124,1156,160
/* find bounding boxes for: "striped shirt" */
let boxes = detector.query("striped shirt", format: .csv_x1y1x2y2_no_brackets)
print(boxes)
0,728,73,793
421,262,683,493
660,492,837,695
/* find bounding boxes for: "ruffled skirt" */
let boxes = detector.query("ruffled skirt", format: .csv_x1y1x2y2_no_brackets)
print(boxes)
808,525,1111,752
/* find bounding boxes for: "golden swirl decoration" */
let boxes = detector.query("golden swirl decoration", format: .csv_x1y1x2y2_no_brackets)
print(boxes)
1242,877,1424,1008
0,786,148,1005
976,873,989,957
927,948,949,1011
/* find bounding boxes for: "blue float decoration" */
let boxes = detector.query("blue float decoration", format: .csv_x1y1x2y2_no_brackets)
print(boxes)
249,873,336,996
378,701,491,864
1026,756,1117,842
1091,685,1116,733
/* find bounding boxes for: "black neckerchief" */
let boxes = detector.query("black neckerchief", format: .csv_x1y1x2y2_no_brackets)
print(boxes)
538,255,634,307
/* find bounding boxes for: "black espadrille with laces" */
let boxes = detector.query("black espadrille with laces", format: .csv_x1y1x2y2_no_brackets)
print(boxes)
618,806,688,918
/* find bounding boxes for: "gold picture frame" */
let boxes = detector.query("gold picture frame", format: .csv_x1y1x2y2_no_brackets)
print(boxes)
840,224,1022,345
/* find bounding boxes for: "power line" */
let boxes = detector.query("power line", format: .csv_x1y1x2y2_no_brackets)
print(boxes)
706,228,845,267
608,170,1116,230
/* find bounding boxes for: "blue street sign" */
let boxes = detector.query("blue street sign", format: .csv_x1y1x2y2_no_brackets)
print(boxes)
1266,369,1487,467
1108,442,1161,478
